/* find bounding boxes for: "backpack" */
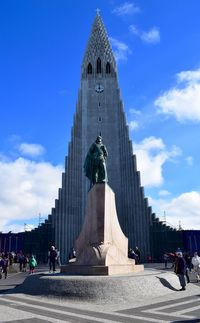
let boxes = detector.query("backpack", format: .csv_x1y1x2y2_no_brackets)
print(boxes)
50,250,57,260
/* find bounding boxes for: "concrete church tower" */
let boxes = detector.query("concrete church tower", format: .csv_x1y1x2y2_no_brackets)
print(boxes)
51,13,153,263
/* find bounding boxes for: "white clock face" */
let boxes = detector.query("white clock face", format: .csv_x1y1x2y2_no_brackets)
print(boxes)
95,84,104,93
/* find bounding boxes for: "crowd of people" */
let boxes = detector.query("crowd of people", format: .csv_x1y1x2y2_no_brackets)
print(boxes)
2,245,200,292
0,251,38,279
0,246,62,279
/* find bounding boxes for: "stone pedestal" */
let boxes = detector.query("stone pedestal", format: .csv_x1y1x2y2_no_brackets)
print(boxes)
61,183,143,275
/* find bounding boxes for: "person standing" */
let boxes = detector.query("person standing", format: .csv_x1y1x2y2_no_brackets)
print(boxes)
18,252,24,272
163,253,169,269
22,255,28,272
174,252,186,291
29,255,37,274
134,246,141,264
184,252,191,283
191,252,200,282
48,246,57,273
0,253,9,279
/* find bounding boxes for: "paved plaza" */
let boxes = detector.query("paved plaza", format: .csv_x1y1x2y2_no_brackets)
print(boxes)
0,264,200,322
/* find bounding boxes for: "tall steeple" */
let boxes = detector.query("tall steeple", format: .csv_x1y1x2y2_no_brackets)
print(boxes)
51,14,153,263
82,13,116,77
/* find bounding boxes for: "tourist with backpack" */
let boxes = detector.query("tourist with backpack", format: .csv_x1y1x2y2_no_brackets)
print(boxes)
29,255,37,274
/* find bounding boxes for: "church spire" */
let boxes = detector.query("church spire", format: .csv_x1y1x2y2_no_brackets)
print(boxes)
82,13,116,77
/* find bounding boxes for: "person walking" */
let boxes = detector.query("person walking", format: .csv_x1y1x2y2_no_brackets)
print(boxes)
48,246,57,273
29,255,37,274
191,252,200,282
174,252,186,291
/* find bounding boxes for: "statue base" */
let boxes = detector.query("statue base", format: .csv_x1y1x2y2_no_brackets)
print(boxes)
61,264,144,275
62,183,144,275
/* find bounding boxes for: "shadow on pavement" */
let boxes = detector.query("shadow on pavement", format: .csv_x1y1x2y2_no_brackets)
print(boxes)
155,276,179,291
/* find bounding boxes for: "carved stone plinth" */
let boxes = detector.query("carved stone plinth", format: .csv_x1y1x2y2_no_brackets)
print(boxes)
61,183,144,275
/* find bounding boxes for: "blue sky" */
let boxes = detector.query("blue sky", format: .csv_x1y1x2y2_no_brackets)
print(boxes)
0,0,200,232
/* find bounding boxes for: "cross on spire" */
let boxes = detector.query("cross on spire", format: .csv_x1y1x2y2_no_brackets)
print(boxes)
96,8,100,16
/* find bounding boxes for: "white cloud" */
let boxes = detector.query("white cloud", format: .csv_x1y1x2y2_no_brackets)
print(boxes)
109,37,132,61
185,156,193,166
155,68,200,122
4,223,34,233
158,190,171,197
19,143,45,157
129,108,141,115
0,157,63,232
129,120,139,131
112,2,140,16
129,25,139,35
141,27,160,44
133,136,181,187
130,25,160,44
149,191,200,230
24,224,35,232
177,69,200,83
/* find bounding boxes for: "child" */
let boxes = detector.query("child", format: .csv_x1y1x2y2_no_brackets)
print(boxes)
29,255,37,274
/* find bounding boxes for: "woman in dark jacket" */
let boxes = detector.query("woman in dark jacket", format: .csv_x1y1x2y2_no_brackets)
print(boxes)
174,252,186,291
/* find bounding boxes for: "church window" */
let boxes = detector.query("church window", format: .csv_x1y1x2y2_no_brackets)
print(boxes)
87,63,92,74
97,58,101,73
106,62,111,74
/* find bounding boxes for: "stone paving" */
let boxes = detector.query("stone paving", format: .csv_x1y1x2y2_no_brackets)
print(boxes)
0,264,199,322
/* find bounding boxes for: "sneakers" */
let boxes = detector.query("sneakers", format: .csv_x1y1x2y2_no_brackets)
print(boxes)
179,287,186,291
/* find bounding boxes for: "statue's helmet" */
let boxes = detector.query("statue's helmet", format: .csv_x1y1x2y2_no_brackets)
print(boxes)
96,135,102,143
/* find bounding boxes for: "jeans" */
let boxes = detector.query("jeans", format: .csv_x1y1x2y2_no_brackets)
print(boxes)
49,260,56,271
178,274,186,288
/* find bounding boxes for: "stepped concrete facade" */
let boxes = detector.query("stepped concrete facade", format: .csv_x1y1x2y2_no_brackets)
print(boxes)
50,13,153,263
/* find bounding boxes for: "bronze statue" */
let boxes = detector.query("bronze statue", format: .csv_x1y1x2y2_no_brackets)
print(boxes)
84,136,108,186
